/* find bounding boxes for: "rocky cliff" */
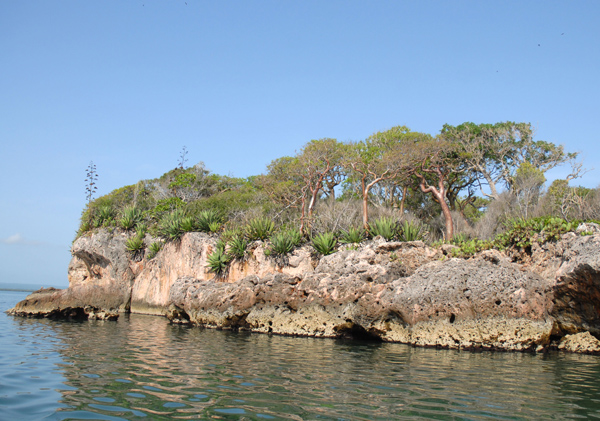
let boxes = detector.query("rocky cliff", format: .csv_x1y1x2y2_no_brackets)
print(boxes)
8,225,600,353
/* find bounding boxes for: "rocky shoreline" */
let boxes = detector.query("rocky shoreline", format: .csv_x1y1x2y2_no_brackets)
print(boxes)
8,224,600,354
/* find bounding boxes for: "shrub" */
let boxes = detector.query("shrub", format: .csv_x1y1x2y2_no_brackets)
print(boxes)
451,239,493,258
147,241,163,259
119,206,142,230
312,232,337,256
494,216,580,249
207,241,230,275
399,220,428,242
451,232,469,245
339,227,365,244
495,217,544,249
541,217,578,242
246,217,275,241
369,217,398,241
153,197,186,213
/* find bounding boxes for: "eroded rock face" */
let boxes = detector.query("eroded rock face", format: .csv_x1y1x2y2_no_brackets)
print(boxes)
130,233,316,315
10,231,135,317
8,287,120,320
130,233,214,315
165,254,556,351
8,226,600,353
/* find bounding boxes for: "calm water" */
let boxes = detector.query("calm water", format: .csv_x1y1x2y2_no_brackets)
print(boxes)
3,290,600,420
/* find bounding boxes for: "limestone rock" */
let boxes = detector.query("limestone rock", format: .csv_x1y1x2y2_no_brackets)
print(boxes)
558,331,600,354
8,228,600,353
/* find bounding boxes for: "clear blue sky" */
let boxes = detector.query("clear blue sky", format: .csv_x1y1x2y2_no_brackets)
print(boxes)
1,1,599,287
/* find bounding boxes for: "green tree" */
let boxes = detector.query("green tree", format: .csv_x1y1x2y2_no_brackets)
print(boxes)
410,136,466,240
442,122,574,199
344,126,420,230
297,138,348,220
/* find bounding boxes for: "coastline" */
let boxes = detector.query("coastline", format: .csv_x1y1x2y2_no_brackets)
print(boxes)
8,225,600,354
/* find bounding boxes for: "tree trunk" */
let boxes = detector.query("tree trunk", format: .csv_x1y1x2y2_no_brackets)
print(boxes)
439,197,454,240
362,192,369,231
299,196,307,235
483,172,500,200
418,178,454,240
399,186,408,214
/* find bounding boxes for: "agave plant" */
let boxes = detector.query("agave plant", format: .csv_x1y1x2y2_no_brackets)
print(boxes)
147,241,163,259
158,209,186,241
208,221,222,233
245,217,275,241
119,206,142,230
197,209,221,233
339,227,365,244
181,216,196,233
221,227,242,242
207,241,230,275
399,220,428,242
369,217,398,241
125,231,145,261
136,223,148,238
94,205,116,228
125,235,144,252
269,229,301,257
312,232,337,256
227,235,248,260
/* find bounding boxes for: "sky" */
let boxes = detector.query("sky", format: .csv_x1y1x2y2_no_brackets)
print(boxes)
1,1,599,288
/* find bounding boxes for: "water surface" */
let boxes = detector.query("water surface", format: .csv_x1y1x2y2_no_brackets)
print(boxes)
2,290,600,420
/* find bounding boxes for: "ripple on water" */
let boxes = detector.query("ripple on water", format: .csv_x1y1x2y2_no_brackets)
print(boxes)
3,291,600,420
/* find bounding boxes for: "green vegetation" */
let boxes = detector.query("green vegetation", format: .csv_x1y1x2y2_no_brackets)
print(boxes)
227,236,248,261
147,241,163,259
119,206,142,230
207,241,230,276
399,220,428,242
197,209,221,233
157,209,186,241
312,232,337,256
269,229,302,257
125,235,145,253
340,227,365,244
245,217,275,241
369,217,398,241
77,121,600,267
495,216,580,249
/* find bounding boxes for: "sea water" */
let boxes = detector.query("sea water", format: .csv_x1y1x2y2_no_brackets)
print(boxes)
2,289,600,420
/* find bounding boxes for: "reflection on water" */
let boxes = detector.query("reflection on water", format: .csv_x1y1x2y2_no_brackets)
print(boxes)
3,290,600,420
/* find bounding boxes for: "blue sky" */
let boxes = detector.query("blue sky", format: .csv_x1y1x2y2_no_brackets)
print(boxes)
1,1,599,287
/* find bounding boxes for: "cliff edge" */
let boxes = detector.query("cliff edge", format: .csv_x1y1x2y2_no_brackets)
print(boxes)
8,226,600,353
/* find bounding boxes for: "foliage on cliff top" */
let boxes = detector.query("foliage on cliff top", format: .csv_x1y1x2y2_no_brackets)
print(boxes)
77,121,599,263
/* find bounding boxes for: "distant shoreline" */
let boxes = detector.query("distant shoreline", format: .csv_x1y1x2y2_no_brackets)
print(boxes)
0,284,66,293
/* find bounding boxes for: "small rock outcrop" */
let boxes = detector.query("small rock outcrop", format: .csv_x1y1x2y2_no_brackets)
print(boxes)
558,332,600,354
8,225,600,353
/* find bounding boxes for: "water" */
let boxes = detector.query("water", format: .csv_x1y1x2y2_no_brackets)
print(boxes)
3,290,600,420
